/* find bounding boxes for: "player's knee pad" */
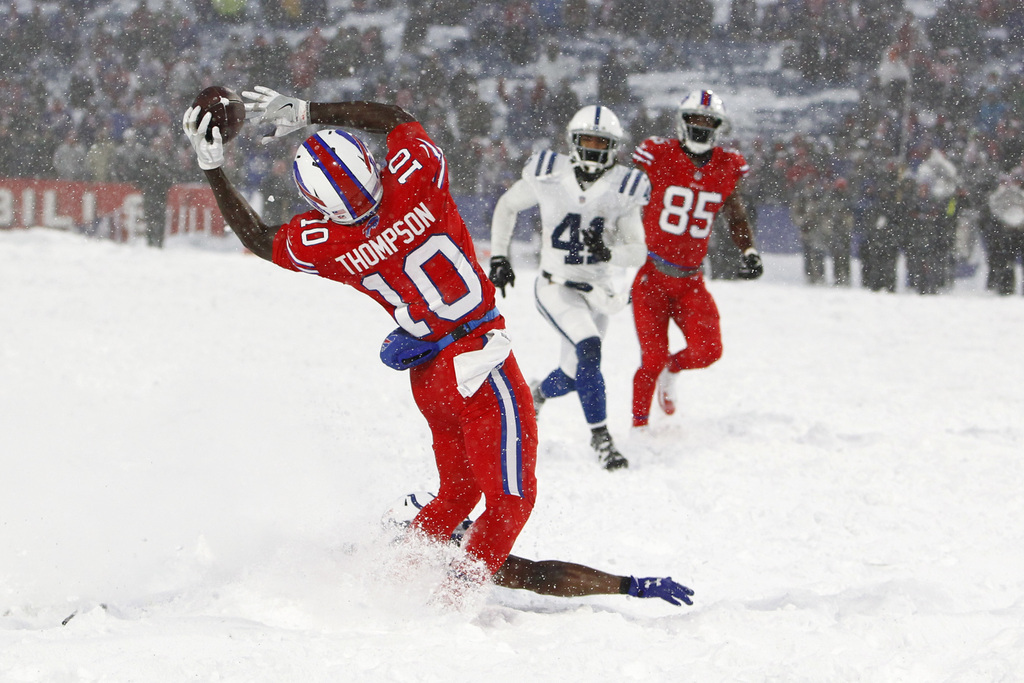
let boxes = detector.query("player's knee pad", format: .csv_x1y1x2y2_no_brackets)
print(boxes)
684,333,723,368
574,336,607,424
575,336,602,371
540,368,575,397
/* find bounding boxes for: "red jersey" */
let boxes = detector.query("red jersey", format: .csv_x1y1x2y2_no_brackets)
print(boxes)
272,121,497,342
632,136,749,269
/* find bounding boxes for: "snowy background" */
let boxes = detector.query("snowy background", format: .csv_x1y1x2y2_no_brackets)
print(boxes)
2,227,1023,681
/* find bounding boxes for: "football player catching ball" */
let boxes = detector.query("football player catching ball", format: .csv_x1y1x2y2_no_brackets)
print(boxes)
181,87,693,606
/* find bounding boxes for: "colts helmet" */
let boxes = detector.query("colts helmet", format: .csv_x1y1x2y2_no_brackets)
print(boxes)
566,105,624,174
293,129,383,225
677,90,729,154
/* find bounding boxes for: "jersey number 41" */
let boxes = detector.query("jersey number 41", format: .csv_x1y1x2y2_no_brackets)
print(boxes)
551,213,606,265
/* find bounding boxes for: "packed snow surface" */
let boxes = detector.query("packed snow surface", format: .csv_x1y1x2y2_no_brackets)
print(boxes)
2,228,1023,682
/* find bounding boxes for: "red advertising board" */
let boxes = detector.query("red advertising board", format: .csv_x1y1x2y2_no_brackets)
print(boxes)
165,183,229,237
0,178,143,241
0,179,234,242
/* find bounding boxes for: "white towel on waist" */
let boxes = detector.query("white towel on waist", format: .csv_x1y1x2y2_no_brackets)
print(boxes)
453,330,513,397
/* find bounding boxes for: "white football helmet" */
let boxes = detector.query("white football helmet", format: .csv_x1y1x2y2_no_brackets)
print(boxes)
566,105,624,174
677,90,729,154
293,129,383,225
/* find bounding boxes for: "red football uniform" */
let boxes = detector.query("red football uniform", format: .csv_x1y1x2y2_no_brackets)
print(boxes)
272,121,537,576
629,137,749,426
633,136,749,269
273,122,497,342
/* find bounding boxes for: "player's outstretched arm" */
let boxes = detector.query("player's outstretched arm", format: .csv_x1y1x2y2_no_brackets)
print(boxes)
494,555,693,605
244,86,414,139
310,101,416,134
204,168,278,261
183,106,277,260
494,555,621,597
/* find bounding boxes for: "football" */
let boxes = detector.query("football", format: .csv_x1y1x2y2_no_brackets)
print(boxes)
191,85,245,143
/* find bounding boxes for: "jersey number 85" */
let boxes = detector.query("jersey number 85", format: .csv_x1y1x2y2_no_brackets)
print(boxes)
658,186,722,239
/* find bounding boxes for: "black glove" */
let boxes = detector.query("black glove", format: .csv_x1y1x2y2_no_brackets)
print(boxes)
583,226,612,263
489,255,515,297
738,250,764,279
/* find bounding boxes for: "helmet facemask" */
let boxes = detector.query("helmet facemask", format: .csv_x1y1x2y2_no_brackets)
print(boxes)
679,113,723,154
565,105,625,176
676,89,730,155
570,132,619,175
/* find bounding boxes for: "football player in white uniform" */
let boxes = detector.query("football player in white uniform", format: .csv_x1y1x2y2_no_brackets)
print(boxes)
489,105,648,470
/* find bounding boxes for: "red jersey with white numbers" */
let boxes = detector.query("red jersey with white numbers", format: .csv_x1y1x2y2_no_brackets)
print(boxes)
632,136,749,269
272,121,497,342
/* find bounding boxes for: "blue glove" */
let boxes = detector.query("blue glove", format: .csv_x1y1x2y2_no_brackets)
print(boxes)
627,576,694,606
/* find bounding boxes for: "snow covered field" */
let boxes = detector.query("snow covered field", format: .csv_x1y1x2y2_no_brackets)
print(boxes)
2,228,1022,682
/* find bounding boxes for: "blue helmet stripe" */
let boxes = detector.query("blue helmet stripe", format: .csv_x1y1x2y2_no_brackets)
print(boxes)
303,138,359,217
305,131,378,218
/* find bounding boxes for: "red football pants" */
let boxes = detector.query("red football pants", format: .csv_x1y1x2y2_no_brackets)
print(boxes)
408,333,537,576
631,264,723,425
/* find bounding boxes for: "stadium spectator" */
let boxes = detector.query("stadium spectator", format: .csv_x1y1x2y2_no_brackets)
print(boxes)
52,132,89,181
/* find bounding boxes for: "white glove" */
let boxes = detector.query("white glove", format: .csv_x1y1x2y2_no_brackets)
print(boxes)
242,85,310,143
181,106,224,171
585,286,630,315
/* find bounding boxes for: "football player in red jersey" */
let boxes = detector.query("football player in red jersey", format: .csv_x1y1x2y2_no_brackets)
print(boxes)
630,90,763,428
181,87,694,605
183,88,534,595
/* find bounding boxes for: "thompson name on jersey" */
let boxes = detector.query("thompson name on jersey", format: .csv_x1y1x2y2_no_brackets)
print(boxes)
272,121,498,344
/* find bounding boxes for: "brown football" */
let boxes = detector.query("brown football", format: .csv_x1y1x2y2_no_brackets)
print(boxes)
191,85,245,143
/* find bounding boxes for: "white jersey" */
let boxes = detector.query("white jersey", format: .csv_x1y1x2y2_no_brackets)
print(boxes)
491,150,649,286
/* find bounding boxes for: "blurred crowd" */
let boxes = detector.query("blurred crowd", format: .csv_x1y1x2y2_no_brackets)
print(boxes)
1,0,1022,292
733,3,1024,295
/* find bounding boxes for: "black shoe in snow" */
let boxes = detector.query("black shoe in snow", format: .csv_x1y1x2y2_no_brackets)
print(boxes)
591,426,629,471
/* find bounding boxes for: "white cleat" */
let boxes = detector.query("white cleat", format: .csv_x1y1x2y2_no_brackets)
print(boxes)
656,367,677,415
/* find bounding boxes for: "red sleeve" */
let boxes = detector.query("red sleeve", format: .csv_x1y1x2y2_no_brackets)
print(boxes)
727,148,750,177
271,210,338,275
386,121,449,193
271,223,296,272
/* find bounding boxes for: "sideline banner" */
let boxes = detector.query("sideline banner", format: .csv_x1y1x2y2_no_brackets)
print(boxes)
165,183,229,237
0,178,143,241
